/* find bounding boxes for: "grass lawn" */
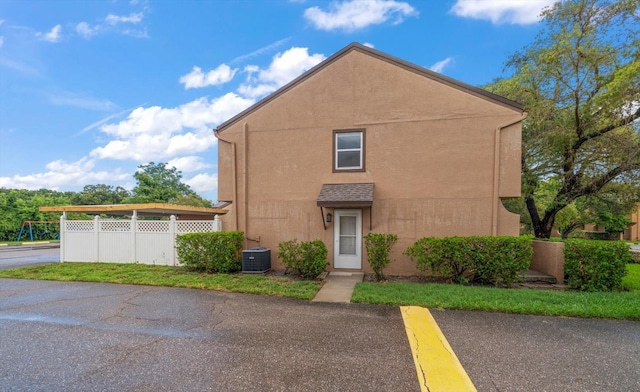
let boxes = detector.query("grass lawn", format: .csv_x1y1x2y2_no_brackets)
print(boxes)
623,263,640,291
0,262,321,300
352,264,640,321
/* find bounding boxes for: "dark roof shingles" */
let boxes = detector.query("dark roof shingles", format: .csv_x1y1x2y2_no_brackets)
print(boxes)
317,183,374,206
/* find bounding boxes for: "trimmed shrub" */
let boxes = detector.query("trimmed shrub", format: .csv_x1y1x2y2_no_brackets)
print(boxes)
631,251,640,264
404,237,474,284
176,231,244,273
277,239,328,279
472,236,533,286
404,236,532,286
364,233,398,281
564,239,630,291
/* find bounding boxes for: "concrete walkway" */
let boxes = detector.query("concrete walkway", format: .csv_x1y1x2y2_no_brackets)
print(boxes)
312,272,364,303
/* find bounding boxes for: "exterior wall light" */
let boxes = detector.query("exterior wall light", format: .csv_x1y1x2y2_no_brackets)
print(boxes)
326,213,332,223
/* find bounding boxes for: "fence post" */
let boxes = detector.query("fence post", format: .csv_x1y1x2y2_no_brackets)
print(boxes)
59,212,66,263
94,215,100,262
131,211,137,264
170,215,177,266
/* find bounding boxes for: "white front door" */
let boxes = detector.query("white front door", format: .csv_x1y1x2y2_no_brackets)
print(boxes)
334,209,362,269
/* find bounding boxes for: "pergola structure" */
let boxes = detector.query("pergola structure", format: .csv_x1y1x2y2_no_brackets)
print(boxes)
40,203,228,220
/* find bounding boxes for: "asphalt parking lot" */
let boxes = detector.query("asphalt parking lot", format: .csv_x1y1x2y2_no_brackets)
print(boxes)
0,279,419,392
0,244,60,270
2,245,640,391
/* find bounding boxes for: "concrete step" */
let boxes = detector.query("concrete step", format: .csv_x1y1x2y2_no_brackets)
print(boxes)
521,269,557,284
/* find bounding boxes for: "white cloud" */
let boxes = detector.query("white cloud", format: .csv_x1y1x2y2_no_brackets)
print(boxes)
362,42,374,48
429,57,453,73
0,157,129,190
106,12,144,25
185,173,218,193
237,47,326,98
304,0,417,32
179,64,238,89
76,10,148,39
0,57,41,77
45,91,116,111
121,28,149,38
76,106,141,135
167,156,213,173
36,24,62,42
231,37,291,64
91,93,255,161
75,22,96,39
450,0,555,25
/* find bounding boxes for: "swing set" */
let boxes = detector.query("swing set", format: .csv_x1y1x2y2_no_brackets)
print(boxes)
16,221,60,242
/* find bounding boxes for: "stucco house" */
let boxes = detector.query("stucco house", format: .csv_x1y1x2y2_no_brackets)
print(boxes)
214,43,525,276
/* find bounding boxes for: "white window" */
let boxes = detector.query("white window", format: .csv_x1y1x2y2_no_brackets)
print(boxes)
334,130,364,171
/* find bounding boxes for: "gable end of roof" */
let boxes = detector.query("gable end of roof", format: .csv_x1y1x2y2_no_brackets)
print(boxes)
215,42,523,132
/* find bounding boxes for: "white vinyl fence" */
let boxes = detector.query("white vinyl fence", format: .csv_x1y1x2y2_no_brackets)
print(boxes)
59,214,222,266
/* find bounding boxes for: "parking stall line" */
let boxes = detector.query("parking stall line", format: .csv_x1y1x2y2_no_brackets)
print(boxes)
401,306,476,392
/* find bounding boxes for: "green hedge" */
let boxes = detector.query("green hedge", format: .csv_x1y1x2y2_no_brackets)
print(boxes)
364,233,398,281
175,231,244,273
277,239,328,279
404,236,532,286
583,231,621,241
564,239,630,291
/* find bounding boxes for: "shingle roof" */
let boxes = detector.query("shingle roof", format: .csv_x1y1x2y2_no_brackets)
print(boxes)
317,183,374,207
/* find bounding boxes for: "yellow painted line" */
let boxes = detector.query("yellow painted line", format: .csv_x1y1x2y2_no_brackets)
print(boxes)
401,306,476,392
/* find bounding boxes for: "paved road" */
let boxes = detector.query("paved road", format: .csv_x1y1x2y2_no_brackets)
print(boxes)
0,244,59,270
433,310,640,392
0,279,419,392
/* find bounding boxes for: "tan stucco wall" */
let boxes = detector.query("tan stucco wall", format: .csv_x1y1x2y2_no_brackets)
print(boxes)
626,203,639,241
531,241,565,284
217,49,523,275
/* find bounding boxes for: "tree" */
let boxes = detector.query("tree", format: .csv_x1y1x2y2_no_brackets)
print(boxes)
72,184,130,205
0,188,74,241
489,0,640,238
579,183,640,232
126,162,212,207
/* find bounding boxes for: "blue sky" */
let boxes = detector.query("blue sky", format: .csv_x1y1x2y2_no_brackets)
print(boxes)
0,0,555,202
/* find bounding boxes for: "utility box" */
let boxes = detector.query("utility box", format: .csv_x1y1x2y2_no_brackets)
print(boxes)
242,247,271,273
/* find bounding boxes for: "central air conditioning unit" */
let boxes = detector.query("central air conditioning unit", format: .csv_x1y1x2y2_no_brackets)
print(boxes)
242,247,271,273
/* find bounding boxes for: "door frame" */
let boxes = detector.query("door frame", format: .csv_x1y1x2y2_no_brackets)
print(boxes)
333,209,362,269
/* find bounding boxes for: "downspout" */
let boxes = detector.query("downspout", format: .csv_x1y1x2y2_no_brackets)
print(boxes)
214,129,238,231
243,123,248,241
492,112,528,236
242,122,260,246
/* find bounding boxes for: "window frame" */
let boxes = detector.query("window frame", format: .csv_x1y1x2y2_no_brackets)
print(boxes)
333,129,366,172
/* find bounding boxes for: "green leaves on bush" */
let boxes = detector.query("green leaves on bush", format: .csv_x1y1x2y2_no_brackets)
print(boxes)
277,239,328,279
564,239,630,292
175,231,244,273
404,236,532,286
364,233,397,281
